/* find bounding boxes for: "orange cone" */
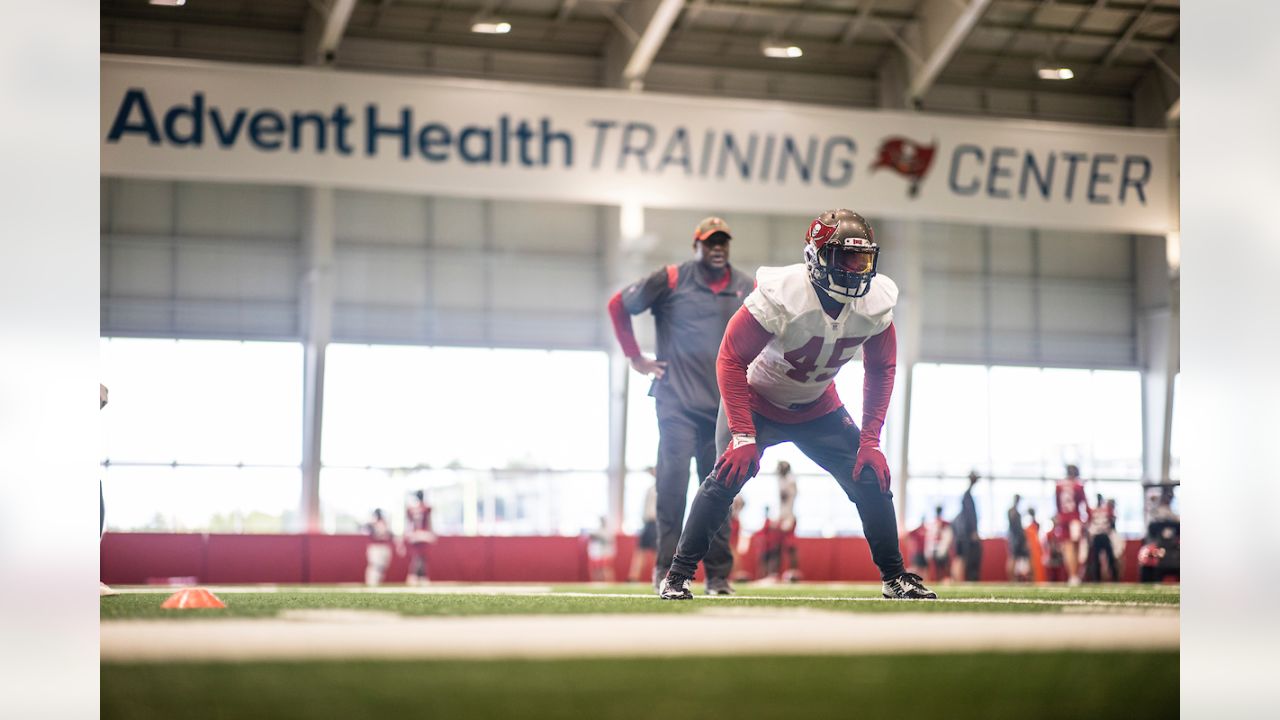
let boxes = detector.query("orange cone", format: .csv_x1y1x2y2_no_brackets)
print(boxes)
160,587,226,609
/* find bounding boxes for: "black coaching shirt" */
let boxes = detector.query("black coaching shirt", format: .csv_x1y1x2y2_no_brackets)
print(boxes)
621,261,754,419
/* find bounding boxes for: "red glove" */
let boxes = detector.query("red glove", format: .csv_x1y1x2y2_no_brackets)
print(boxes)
714,435,760,487
853,445,891,493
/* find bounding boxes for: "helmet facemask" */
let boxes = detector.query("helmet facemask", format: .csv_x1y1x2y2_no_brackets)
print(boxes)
803,209,879,302
805,240,879,301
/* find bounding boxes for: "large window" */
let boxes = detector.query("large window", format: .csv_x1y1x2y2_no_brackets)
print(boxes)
907,362,1145,535
321,344,610,535
99,338,303,532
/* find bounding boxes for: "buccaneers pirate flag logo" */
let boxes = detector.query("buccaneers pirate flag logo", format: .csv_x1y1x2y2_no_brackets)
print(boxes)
872,136,937,198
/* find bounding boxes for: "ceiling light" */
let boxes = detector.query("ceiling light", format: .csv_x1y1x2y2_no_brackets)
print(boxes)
149,0,186,6
1037,66,1074,80
762,44,803,59
471,21,512,34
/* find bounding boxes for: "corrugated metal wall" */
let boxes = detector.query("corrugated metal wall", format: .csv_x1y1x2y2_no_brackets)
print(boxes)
101,177,1138,368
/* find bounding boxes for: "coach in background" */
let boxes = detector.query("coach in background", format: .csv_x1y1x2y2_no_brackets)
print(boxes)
607,217,754,595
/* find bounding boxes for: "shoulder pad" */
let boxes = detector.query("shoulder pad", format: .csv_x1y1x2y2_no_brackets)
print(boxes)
754,263,808,299
858,274,899,319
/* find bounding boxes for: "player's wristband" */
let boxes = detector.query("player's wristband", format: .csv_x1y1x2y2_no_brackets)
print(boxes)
730,433,757,450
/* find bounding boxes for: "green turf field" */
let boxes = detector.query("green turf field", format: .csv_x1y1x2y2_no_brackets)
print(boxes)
99,582,1179,620
102,651,1178,720
101,583,1179,718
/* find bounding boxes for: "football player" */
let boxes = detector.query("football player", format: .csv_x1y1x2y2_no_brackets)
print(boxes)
658,209,936,600
607,216,755,595
774,460,800,581
1051,464,1090,586
404,489,435,586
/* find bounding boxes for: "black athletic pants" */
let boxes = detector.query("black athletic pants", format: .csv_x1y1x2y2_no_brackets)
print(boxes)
654,399,733,583
1086,534,1117,582
669,405,906,581
963,539,983,581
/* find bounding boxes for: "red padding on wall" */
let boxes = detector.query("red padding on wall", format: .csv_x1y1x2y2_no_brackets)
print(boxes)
97,533,1161,585
101,532,205,585
206,534,305,584
979,538,1008,582
792,537,837,581
427,537,493,582
305,534,370,584
832,537,882,581
491,536,590,582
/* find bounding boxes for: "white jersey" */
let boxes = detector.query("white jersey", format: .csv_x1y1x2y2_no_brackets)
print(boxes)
777,472,797,531
742,264,897,411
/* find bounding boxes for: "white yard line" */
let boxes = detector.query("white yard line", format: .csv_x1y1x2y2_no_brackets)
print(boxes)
519,592,1179,609
117,585,556,595
112,586,1177,609
100,609,1178,662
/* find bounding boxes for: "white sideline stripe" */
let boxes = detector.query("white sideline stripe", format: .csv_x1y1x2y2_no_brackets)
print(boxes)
118,585,556,595
529,592,1178,609
112,587,1178,609
100,610,1179,662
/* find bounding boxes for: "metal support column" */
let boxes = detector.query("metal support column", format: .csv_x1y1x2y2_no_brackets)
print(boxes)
300,187,335,533
877,219,924,529
603,204,634,534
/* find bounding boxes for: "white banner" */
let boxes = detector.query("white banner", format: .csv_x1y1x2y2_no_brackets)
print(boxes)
102,56,1175,234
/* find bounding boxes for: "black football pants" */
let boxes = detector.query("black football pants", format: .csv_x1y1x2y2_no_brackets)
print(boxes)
669,404,906,582
654,399,733,583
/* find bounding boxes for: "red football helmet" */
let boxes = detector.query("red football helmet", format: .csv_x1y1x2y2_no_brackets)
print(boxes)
803,209,878,300
1137,543,1166,567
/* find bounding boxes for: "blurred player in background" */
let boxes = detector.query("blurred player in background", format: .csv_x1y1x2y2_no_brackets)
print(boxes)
404,489,435,586
921,505,953,584
1025,507,1047,583
771,461,801,581
607,216,754,595
1085,494,1118,582
756,506,777,582
1106,498,1124,579
952,471,983,582
628,468,659,582
1007,494,1030,582
728,495,748,581
906,515,928,578
658,209,935,601
587,516,616,581
363,509,398,587
1052,464,1090,585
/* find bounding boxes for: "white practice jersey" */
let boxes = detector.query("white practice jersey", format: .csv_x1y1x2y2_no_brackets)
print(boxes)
742,264,897,411
777,473,797,531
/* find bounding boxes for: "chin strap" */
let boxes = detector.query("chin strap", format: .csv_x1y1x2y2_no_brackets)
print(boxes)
821,284,857,304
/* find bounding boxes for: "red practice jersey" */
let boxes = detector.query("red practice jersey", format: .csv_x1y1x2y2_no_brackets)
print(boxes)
1055,479,1089,522
405,501,433,541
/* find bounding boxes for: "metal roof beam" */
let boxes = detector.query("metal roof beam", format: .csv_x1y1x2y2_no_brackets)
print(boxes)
1102,0,1157,67
303,0,358,66
603,0,686,90
983,22,1174,51
556,0,580,23
1000,0,1177,17
839,1,877,46
906,0,993,106
695,1,914,27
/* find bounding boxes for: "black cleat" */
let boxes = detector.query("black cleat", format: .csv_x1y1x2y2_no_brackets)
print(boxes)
659,572,694,600
705,577,735,596
882,572,938,600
